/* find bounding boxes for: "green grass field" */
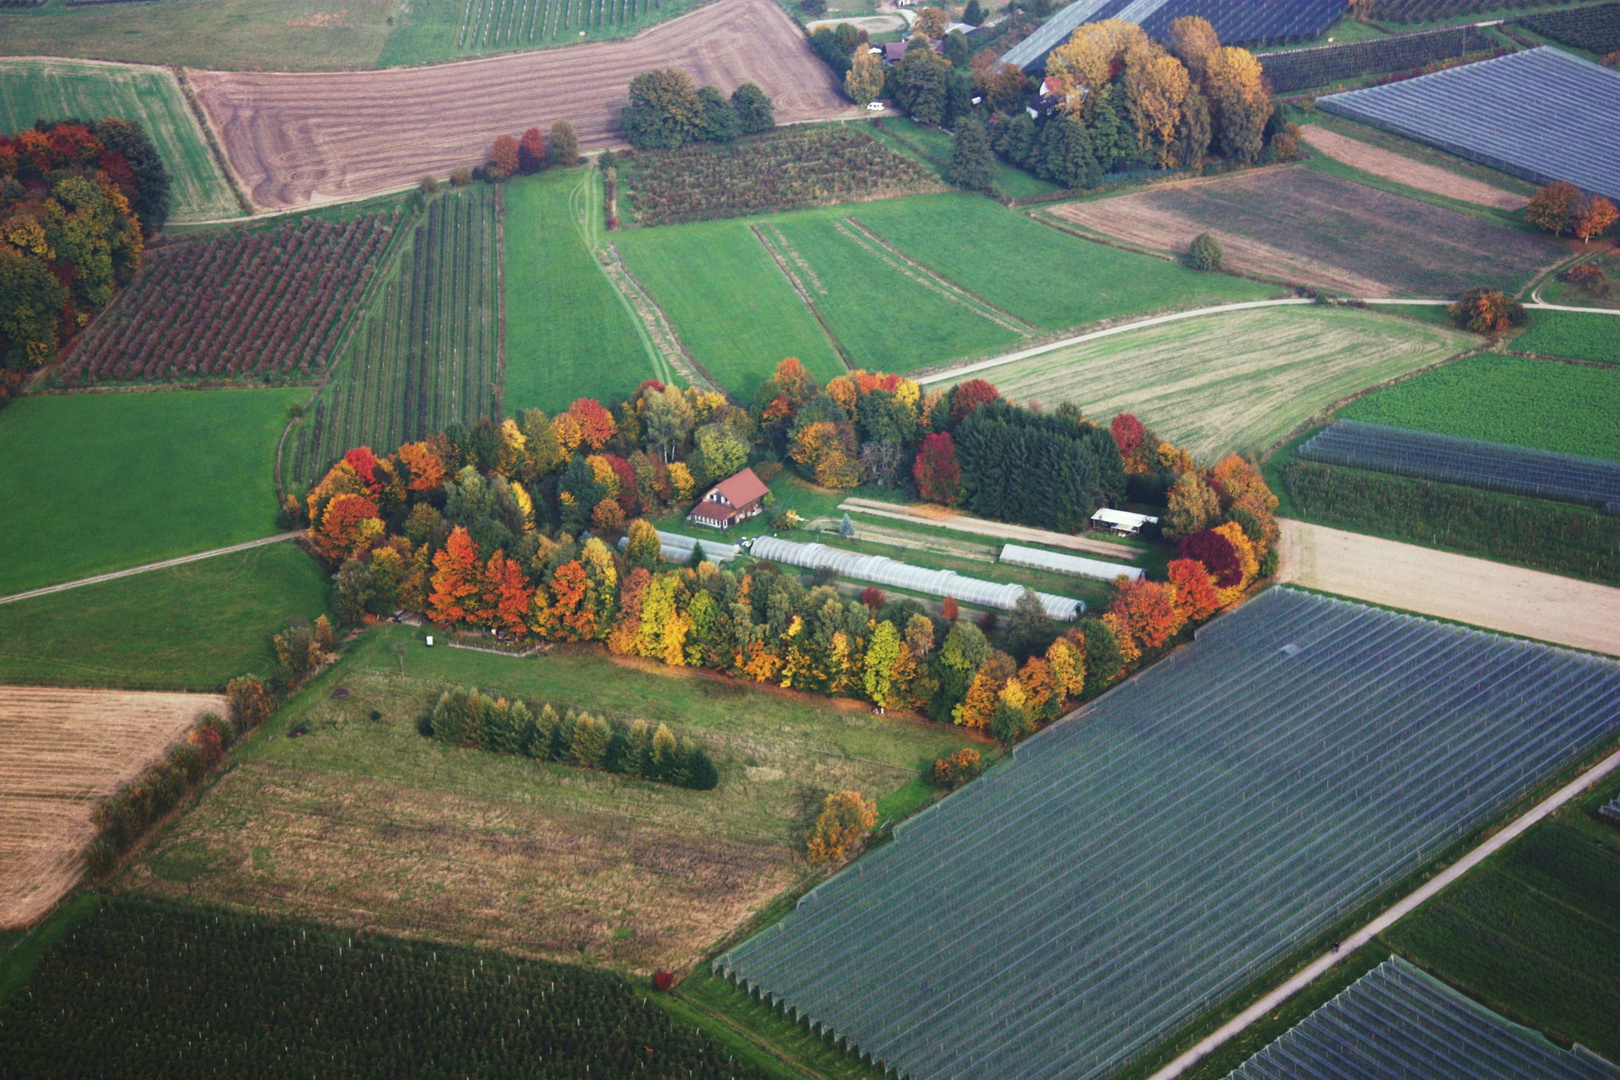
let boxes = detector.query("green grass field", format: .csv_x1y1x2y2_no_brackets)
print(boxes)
503,169,664,413
129,625,983,970
0,542,330,690
377,0,703,65
0,388,300,596
933,305,1473,461
1512,310,1620,365
867,116,1061,200
0,57,238,221
286,186,499,487
853,194,1277,331
616,218,846,399
1341,352,1620,459
1381,774,1620,1062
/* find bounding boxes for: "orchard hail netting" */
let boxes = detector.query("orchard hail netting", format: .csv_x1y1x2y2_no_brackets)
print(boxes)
716,588,1620,1080
1002,0,1346,70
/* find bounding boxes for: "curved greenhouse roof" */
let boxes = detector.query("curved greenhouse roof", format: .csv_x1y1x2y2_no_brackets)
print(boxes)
614,530,740,564
1002,544,1142,582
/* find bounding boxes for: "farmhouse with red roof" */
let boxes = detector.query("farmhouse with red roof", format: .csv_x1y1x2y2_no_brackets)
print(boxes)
688,467,770,529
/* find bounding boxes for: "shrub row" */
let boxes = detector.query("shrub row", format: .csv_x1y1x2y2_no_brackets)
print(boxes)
1366,0,1571,21
1283,459,1620,584
1261,24,1492,92
1517,1,1620,55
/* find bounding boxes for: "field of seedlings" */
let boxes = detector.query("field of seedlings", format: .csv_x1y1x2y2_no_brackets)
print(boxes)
1512,310,1620,365
63,212,396,385
1049,168,1562,296
0,58,238,221
1519,1,1620,55
718,588,1620,1080
0,897,774,1079
619,125,940,226
1341,352,1620,458
287,188,499,488
1259,24,1498,93
0,687,224,928
932,305,1471,461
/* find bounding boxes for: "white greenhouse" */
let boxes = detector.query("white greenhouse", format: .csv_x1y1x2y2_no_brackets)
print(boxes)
1000,544,1142,582
616,530,740,565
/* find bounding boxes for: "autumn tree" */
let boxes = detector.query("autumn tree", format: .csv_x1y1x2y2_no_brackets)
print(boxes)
1525,180,1580,235
519,127,546,173
1165,15,1220,83
621,69,704,148
1203,46,1269,164
846,45,886,105
1124,45,1192,167
548,120,579,166
1447,288,1526,335
893,41,953,125
933,747,982,787
1110,413,1145,458
863,620,902,707
1164,470,1220,540
909,431,961,504
625,519,663,568
488,134,520,179
914,5,949,38
1046,18,1148,116
731,84,776,134
948,379,1000,424
1574,195,1617,243
429,526,482,625
949,117,997,193
1109,578,1182,653
1166,557,1220,623
334,558,377,626
226,676,274,734
805,790,878,864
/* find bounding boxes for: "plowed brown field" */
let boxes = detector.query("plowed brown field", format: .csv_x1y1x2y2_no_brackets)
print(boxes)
0,686,224,928
191,0,856,210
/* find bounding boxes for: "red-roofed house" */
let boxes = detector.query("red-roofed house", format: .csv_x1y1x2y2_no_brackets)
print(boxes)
689,467,770,529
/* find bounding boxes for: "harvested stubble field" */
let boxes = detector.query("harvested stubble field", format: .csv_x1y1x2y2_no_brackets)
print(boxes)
1298,125,1529,210
190,0,853,210
936,306,1474,461
63,211,397,385
287,187,500,488
0,686,224,928
131,631,978,970
1048,167,1563,297
0,57,237,221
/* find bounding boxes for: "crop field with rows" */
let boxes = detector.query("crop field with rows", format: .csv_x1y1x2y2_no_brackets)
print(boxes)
718,588,1620,1080
618,125,941,227
63,212,396,386
1519,1,1620,55
1511,310,1620,365
0,58,237,221
1259,24,1497,93
287,187,500,488
1341,352,1620,458
0,897,774,1079
1365,0,1579,22
378,0,702,64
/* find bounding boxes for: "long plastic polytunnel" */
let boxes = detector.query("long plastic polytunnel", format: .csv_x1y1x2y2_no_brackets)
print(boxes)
749,536,1083,620
1000,544,1143,582
614,530,740,564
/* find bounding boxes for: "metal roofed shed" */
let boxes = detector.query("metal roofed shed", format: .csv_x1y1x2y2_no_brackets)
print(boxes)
617,530,740,564
750,536,1083,620
1090,508,1158,537
1001,544,1143,582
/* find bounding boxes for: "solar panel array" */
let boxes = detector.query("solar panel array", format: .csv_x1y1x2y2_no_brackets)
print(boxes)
1225,957,1620,1080
1319,47,1620,201
1298,420,1620,510
716,588,1620,1080
1000,543,1144,582
749,536,1083,620
1003,0,1346,70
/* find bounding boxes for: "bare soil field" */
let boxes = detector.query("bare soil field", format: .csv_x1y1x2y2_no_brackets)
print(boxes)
0,687,225,928
1049,167,1562,297
190,0,856,210
1299,126,1530,211
1276,519,1620,656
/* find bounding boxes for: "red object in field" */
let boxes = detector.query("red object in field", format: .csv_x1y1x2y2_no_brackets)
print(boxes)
652,971,675,992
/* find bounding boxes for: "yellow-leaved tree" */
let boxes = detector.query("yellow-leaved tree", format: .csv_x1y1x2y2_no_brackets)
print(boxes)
806,790,878,865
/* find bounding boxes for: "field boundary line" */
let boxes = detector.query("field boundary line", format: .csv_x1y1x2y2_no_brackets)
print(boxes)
495,184,509,420
0,533,300,607
834,218,1033,336
750,224,853,372
598,241,723,395
842,216,1039,332
170,66,254,217
1147,740,1620,1080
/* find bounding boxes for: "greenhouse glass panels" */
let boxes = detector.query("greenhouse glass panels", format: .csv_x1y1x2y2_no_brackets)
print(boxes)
749,537,1083,620
1298,420,1620,509
1000,544,1143,582
1319,47,1620,201
1003,0,1345,70
1225,958,1620,1080
716,588,1620,1080
614,530,740,564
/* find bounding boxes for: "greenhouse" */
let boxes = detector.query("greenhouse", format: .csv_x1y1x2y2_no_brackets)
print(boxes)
1299,420,1620,510
716,588,1620,1080
1000,544,1142,582
615,530,740,565
749,536,1083,620
1225,957,1618,1080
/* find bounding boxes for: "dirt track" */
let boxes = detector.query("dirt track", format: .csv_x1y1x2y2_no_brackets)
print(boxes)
1299,126,1529,211
190,0,856,210
1276,519,1620,656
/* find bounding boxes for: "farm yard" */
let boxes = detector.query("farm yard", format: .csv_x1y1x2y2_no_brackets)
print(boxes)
717,588,1620,1080
930,305,1474,461
1297,125,1529,210
503,169,661,413
1046,168,1564,296
0,58,239,221
130,630,982,971
61,210,398,385
0,389,300,596
189,0,851,210
0,687,225,928
286,187,500,489
0,543,332,691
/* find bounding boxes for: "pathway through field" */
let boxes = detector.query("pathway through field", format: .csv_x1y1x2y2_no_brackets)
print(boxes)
1276,519,1620,656
0,532,298,608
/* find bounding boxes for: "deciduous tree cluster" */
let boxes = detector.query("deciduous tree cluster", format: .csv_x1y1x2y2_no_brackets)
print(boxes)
482,120,579,180
620,69,773,150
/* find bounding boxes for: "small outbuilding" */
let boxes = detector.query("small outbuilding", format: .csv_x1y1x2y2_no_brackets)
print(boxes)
1090,508,1159,537
689,467,770,530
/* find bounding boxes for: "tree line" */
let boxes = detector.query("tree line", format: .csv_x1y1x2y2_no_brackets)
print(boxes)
620,69,776,150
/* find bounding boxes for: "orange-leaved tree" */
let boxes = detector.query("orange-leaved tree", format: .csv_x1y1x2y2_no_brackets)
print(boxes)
398,440,446,491
806,790,878,864
1525,180,1580,236
489,134,520,178
1447,288,1526,335
1574,195,1617,244
1166,557,1220,623
428,526,481,625
519,127,546,174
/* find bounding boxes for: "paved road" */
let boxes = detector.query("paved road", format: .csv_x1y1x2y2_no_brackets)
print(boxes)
1148,740,1620,1080
0,533,301,607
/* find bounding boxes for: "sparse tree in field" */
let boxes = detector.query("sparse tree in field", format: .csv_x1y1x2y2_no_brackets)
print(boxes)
488,134,520,179
1203,45,1268,164
948,116,997,192
1448,288,1526,335
1187,231,1222,270
1525,180,1580,235
1573,194,1617,244
417,174,440,193
519,126,546,173
933,747,982,786
1165,15,1220,83
696,86,740,143
621,69,703,149
845,45,886,105
806,790,878,864
914,5,949,39
548,120,579,166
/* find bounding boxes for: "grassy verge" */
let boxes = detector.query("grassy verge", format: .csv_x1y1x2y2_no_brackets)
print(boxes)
0,892,102,1005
